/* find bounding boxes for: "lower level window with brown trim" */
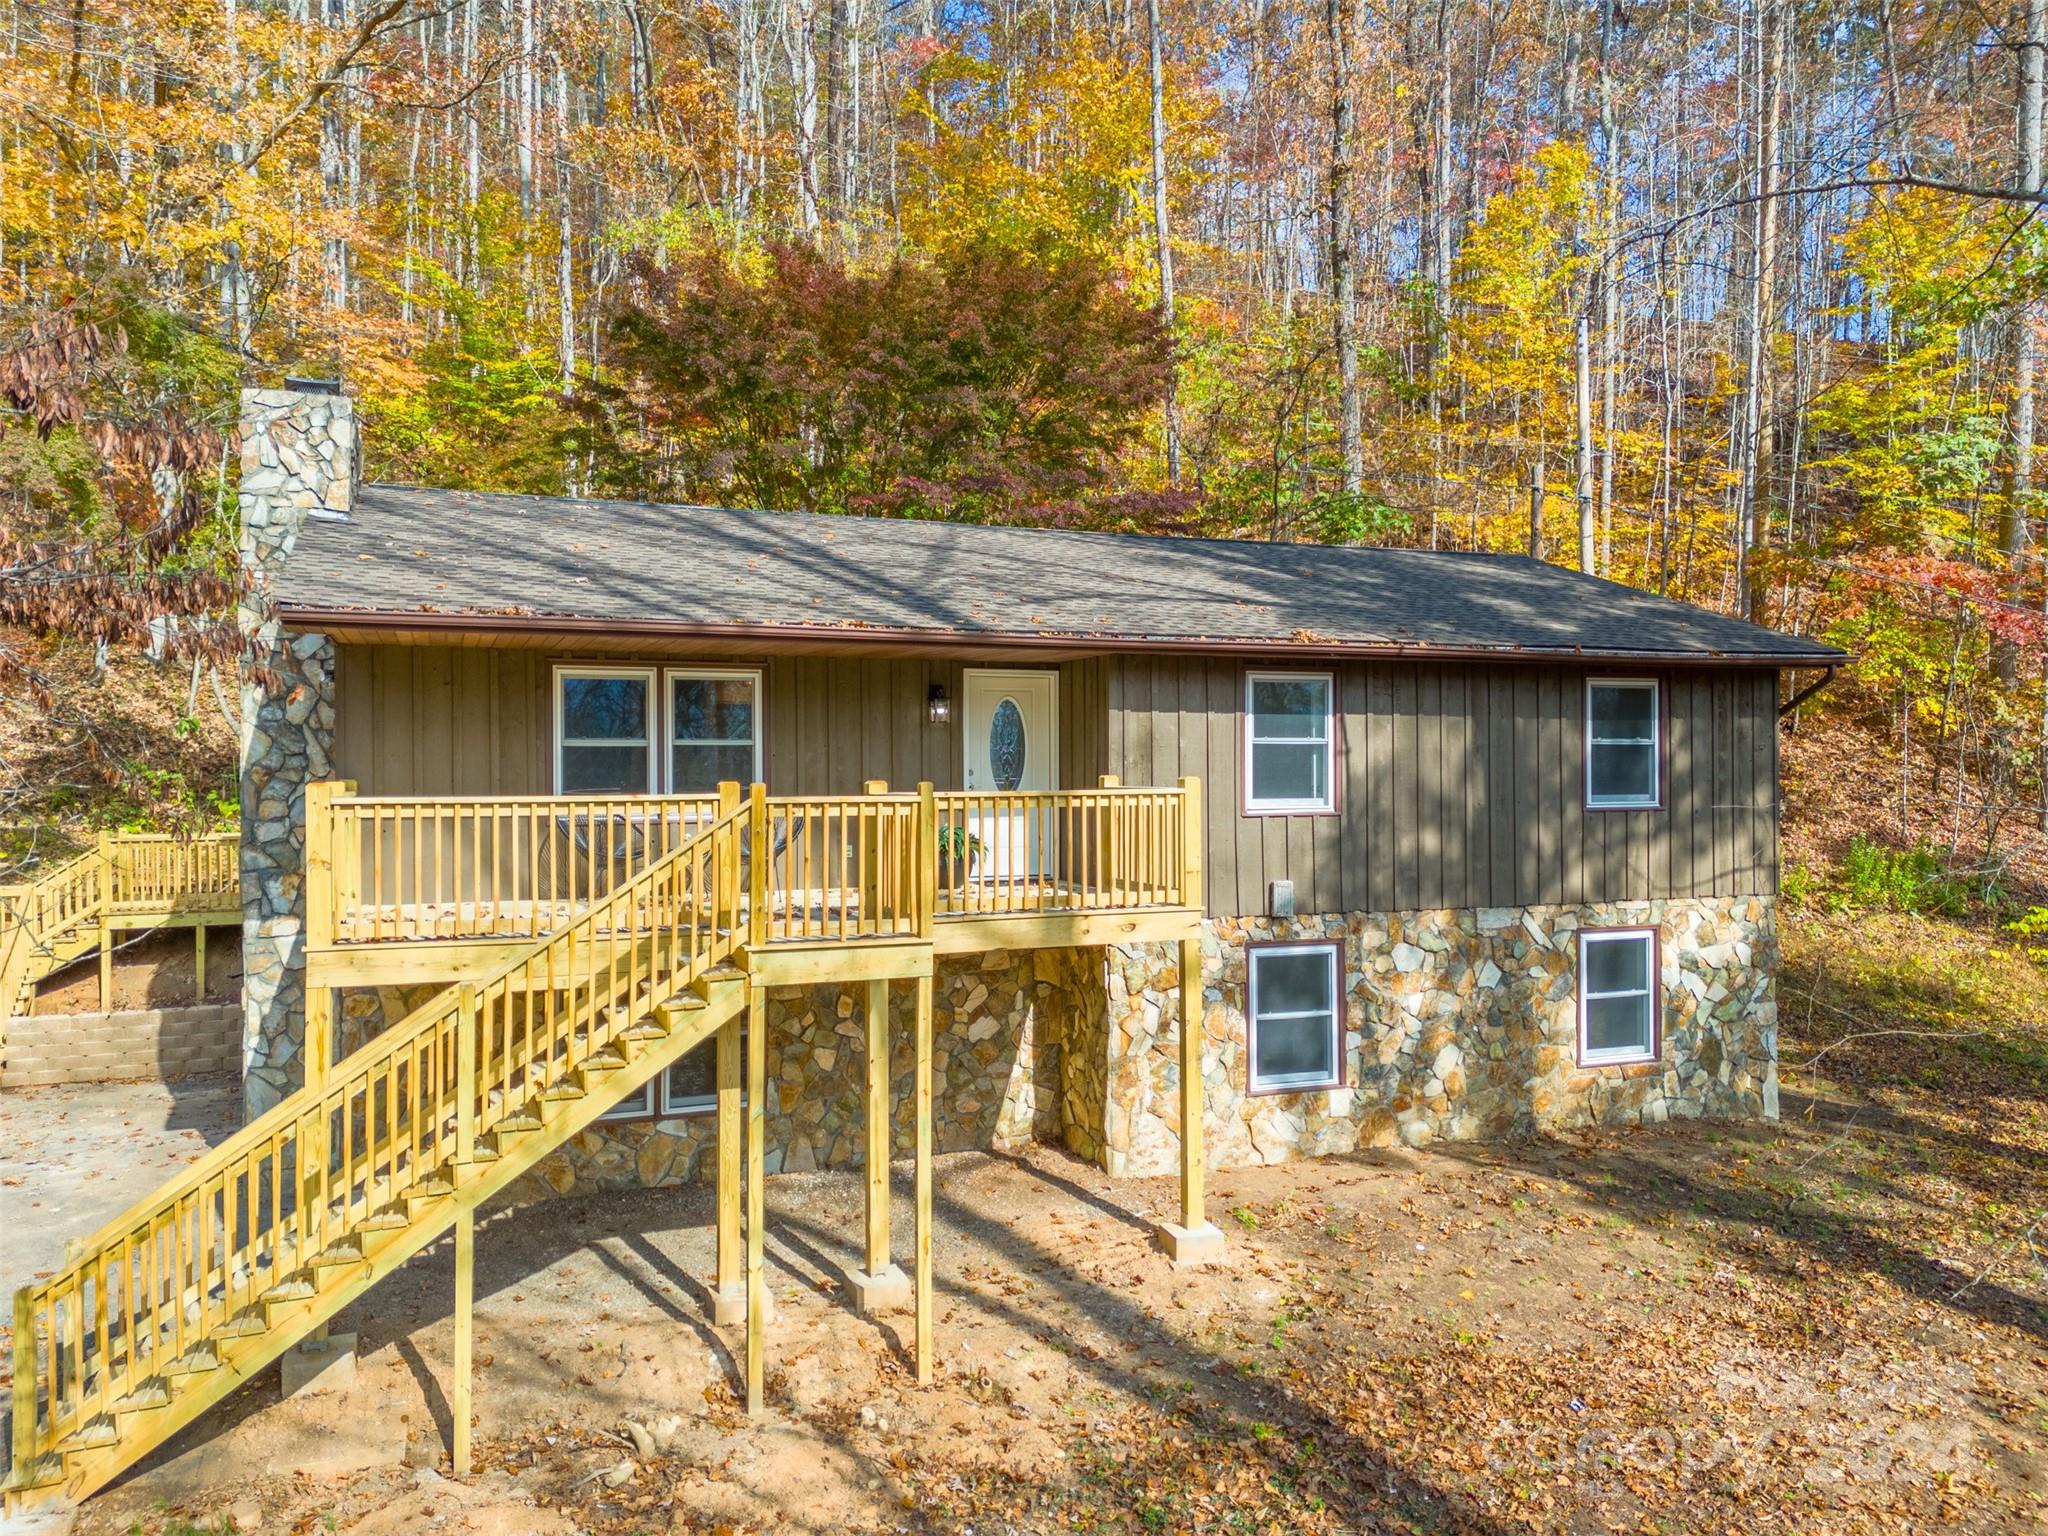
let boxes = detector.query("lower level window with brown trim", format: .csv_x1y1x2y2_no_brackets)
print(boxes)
1248,941,1344,1093
1577,928,1659,1066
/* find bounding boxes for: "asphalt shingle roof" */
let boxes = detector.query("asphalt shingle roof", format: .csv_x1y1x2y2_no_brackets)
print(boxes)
275,484,1846,665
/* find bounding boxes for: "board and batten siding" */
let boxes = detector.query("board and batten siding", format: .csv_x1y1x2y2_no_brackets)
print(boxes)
1104,656,1779,916
331,644,1109,797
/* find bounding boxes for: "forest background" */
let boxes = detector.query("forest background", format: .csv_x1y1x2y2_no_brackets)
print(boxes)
1,0,2046,922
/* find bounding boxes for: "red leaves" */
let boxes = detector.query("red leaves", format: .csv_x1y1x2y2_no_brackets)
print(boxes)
0,308,238,703
586,240,1189,529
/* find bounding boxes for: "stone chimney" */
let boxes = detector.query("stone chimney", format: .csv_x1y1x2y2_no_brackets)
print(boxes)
238,381,352,1119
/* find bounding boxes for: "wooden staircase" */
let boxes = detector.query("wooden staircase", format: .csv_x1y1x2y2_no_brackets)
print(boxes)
4,807,750,1512
1,851,105,1023
2,832,239,1033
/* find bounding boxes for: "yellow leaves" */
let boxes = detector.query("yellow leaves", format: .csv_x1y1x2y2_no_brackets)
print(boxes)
898,27,1214,283
1443,138,1597,439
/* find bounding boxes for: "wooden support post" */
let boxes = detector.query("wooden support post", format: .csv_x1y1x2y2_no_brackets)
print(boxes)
96,830,113,1010
714,1013,741,1320
304,982,336,1343
913,971,934,1383
844,976,907,1315
12,1289,35,1477
864,978,890,1273
452,1205,474,1477
193,924,207,1001
304,780,341,954
1178,935,1204,1228
1178,775,1203,913
304,985,335,1094
1154,930,1225,1269
744,979,767,1416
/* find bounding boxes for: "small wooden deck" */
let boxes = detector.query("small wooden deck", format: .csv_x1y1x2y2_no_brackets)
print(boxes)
306,780,1204,990
2,831,238,1024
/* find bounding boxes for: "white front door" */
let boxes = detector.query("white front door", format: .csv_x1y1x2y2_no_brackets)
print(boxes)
962,669,1059,880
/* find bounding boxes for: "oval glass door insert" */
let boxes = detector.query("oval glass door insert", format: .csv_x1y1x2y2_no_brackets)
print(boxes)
989,697,1026,791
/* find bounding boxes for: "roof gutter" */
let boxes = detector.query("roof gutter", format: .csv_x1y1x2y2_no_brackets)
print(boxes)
277,605,1848,671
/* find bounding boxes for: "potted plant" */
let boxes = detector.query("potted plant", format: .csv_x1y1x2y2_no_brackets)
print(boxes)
937,823,983,887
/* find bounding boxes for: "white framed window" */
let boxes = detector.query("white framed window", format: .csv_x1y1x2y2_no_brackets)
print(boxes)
667,668,762,793
1577,928,1659,1066
555,666,656,793
659,1030,723,1115
1585,678,1660,809
598,1030,738,1122
1244,671,1335,813
1247,942,1344,1093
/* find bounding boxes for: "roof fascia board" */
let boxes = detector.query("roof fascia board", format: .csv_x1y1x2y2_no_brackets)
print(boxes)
279,604,1846,668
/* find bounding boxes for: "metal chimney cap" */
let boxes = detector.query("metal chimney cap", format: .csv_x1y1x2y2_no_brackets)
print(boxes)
282,375,344,396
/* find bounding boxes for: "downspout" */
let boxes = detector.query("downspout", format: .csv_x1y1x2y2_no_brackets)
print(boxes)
1777,665,1837,720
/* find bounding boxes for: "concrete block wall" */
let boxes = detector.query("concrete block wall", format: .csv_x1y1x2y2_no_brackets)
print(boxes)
2,1004,243,1088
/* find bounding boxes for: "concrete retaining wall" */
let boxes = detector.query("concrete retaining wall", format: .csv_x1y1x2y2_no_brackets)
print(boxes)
2,1004,243,1088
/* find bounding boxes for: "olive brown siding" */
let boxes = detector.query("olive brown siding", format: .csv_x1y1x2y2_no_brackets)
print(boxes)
1102,657,1779,916
331,645,1111,798
328,643,1776,918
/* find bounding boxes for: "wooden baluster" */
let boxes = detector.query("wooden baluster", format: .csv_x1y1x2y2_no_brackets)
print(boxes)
916,784,936,938
457,983,479,1165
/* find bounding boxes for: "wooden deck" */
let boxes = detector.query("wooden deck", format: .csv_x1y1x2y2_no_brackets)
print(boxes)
306,780,1204,989
2,831,238,1025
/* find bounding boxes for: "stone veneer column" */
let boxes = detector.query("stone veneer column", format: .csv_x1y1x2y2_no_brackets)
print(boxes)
238,385,352,1118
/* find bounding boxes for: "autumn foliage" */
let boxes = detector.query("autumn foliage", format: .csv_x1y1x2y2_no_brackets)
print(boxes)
587,242,1180,526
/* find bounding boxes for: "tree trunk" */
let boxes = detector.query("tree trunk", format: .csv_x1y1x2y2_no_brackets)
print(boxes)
2001,0,2044,689
1596,0,1618,576
1325,0,1362,502
1146,0,1181,487
1735,0,1783,621
1576,313,1596,573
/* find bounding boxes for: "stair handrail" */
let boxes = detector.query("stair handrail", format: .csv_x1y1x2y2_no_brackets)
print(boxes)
7,799,749,1481
0,849,106,1029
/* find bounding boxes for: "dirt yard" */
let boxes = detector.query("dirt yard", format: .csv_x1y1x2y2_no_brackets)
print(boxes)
14,907,2046,1536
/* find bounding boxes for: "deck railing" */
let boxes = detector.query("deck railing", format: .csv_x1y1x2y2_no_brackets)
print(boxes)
932,787,1189,915
313,778,1200,950
104,831,238,914
318,790,721,944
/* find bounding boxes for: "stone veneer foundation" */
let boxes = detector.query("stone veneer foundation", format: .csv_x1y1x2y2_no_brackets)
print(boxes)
1097,896,1778,1178
369,895,1773,1197
238,386,348,1117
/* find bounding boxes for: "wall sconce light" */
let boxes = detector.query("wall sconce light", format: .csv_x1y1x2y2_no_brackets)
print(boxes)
927,683,952,726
